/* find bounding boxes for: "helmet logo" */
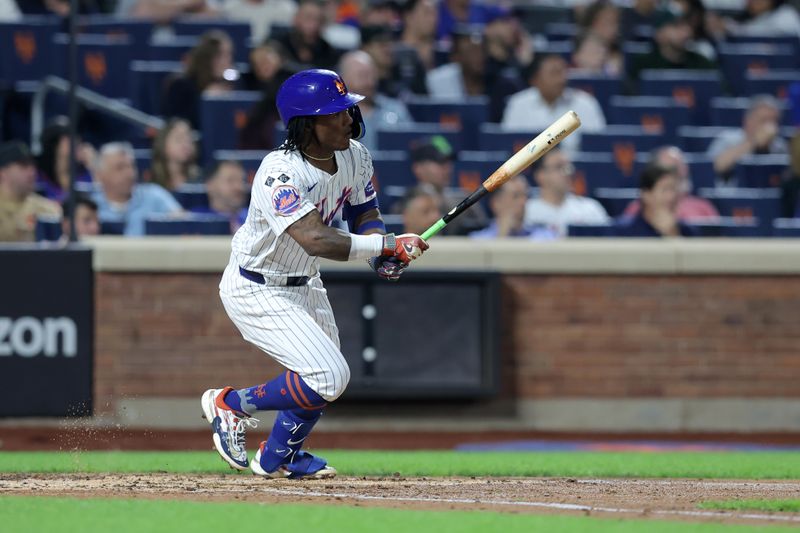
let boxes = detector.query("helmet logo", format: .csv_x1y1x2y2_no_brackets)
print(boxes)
334,78,346,95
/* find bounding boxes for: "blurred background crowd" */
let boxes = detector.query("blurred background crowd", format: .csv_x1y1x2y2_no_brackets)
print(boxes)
0,0,799,242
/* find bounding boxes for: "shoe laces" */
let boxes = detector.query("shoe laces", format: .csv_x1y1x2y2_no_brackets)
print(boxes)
231,416,258,452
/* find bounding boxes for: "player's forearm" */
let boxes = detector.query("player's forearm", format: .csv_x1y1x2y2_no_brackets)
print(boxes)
713,141,752,175
287,210,384,261
353,208,386,235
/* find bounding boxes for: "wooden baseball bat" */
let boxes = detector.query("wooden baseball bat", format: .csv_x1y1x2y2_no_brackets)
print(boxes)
420,110,582,240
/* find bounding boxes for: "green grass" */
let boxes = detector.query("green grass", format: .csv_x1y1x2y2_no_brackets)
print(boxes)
700,500,800,513
0,450,798,479
0,496,788,533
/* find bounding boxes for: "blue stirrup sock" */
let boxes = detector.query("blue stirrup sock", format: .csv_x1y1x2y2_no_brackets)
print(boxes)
223,371,327,416
258,408,324,473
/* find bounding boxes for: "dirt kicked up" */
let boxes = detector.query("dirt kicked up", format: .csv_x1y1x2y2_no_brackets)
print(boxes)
1,474,799,527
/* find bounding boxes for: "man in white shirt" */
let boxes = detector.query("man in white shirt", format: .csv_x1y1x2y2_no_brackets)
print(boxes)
525,148,610,237
501,53,606,153
426,26,486,98
222,0,297,44
0,0,21,21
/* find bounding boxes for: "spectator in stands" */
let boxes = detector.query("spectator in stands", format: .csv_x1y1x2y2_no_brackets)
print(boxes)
502,54,606,153
623,146,719,222
192,160,247,233
115,0,218,23
221,0,297,44
339,51,413,152
711,0,800,39
674,0,717,61
399,0,438,72
525,149,609,238
707,95,789,182
571,31,621,75
19,0,101,16
628,8,717,82
406,136,487,235
360,25,402,98
0,141,61,242
471,175,553,239
426,26,486,98
620,0,660,35
360,0,400,27
576,0,623,74
0,0,21,21
779,132,800,217
436,0,494,43
400,185,442,236
37,117,95,202
277,0,339,70
613,164,697,237
60,193,100,241
150,118,200,191
483,8,530,121
91,142,182,237
162,31,235,129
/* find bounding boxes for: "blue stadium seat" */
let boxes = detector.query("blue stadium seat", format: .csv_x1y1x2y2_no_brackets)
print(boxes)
536,41,573,61
688,216,763,237
405,96,488,151
130,60,183,115
678,126,730,153
581,125,666,156
382,213,404,234
567,223,613,237
727,34,800,57
147,35,199,62
376,124,461,153
734,154,790,188
622,41,652,72
132,149,152,179
567,72,623,111
200,92,261,165
608,95,690,140
172,19,251,63
515,4,571,35
572,152,636,193
744,71,800,100
101,220,125,235
710,97,792,127
212,149,264,182
684,154,718,190
698,187,781,233
371,150,412,188
638,69,723,125
51,33,134,99
592,187,639,217
454,151,507,192
78,16,153,60
0,18,56,84
35,216,62,242
544,22,578,42
172,183,209,210
145,214,231,235
478,124,538,153
717,43,797,95
378,185,406,213
772,218,800,237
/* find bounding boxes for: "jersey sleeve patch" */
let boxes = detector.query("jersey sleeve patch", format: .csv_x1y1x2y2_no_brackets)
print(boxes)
272,185,302,216
265,173,292,187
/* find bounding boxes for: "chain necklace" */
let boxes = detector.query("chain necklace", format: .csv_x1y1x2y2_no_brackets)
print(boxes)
302,151,335,161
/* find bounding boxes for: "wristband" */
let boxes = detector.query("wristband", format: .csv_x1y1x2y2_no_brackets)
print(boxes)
348,233,385,261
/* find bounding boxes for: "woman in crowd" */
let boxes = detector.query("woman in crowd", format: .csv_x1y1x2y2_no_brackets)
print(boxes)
149,118,200,191
37,118,95,202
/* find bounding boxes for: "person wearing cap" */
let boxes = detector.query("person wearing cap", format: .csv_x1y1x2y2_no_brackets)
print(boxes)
407,135,487,235
0,141,61,242
426,26,486,98
339,50,413,151
628,8,716,82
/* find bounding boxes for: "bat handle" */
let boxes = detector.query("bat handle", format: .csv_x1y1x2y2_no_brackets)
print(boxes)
421,219,446,241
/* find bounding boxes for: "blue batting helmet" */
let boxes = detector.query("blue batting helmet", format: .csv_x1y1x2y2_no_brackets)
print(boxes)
276,69,366,140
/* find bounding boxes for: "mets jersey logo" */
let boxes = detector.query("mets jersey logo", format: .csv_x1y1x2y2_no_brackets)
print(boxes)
334,78,346,95
272,185,302,216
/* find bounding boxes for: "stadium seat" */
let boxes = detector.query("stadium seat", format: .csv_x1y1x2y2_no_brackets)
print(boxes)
376,124,461,153
382,213,404,234
454,151,507,192
572,152,636,193
567,72,623,111
593,187,639,217
537,41,573,61
405,96,488,151
717,43,797,95
544,22,578,42
145,214,231,235
35,216,62,242
772,218,800,237
638,69,723,125
622,41,652,72
101,220,125,235
78,16,153,60
684,154,718,190
515,4,571,36
51,34,134,99
147,36,199,62
678,126,730,153
567,223,613,237
130,60,183,115
132,149,152,178
744,71,800,100
727,34,800,57
478,124,538,153
581,125,666,157
172,19,251,63
0,18,56,84
710,97,792,127
172,183,209,210
608,95,690,140
200,92,262,165
698,187,781,233
212,150,264,182
371,150,413,189
688,216,763,237
734,154,790,188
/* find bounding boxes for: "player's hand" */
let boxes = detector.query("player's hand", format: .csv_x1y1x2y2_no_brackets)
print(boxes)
368,256,407,281
381,233,429,264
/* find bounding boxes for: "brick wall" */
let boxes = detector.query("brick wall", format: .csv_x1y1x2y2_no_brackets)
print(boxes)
95,273,800,414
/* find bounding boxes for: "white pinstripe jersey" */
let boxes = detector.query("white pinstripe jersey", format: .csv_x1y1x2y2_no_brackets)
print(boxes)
230,140,375,277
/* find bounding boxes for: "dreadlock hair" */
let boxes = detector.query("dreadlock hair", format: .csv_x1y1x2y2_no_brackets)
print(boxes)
279,116,316,159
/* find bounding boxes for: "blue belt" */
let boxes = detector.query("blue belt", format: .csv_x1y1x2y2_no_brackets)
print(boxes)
239,267,310,286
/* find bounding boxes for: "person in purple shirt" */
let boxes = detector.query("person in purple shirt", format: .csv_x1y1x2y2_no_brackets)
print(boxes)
614,164,697,238
190,160,248,234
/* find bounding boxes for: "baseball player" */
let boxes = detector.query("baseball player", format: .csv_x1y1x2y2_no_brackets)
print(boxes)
201,69,429,479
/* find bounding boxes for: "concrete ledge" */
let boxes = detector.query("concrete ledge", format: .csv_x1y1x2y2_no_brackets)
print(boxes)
85,237,800,275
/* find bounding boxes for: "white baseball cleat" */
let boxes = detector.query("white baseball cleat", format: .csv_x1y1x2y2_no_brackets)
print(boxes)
201,387,258,471
251,441,337,480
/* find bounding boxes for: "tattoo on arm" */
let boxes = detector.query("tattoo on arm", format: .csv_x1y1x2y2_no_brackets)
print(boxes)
353,208,385,235
286,210,352,261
